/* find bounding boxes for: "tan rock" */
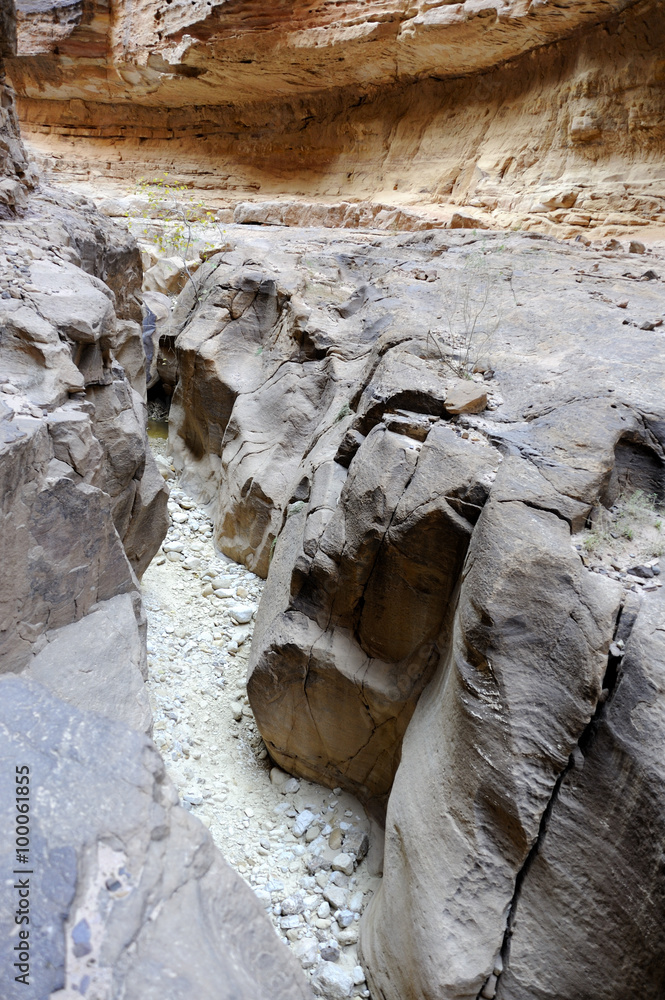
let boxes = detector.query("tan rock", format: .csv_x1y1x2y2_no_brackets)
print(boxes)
5,0,665,234
143,257,193,297
444,379,488,415
328,828,343,851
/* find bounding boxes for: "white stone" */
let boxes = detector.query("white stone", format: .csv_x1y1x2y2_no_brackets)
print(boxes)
228,604,254,624
280,914,302,930
323,885,347,910
348,891,364,913
270,767,289,786
336,909,354,928
332,853,354,876
337,926,359,947
293,809,317,837
320,957,354,993
281,895,304,915
293,937,319,969
352,966,366,986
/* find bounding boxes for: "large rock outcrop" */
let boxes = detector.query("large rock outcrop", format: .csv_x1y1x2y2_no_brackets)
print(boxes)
0,189,170,671
493,586,665,999
164,222,665,993
0,0,33,214
4,0,665,236
359,487,621,999
1,0,168,669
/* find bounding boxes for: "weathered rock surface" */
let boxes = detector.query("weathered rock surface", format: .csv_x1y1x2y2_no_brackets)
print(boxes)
0,0,34,215
24,593,152,734
359,490,621,998
6,0,665,236
165,223,665,994
0,176,169,670
0,675,313,1000
492,586,665,1000
0,17,316,999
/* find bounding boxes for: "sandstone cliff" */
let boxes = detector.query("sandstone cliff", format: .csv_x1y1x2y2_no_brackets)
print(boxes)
4,0,665,236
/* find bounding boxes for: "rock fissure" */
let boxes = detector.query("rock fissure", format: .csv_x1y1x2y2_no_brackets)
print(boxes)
488,591,636,1000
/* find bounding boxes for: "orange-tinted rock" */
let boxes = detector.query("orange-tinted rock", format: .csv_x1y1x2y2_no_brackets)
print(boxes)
4,0,665,235
444,379,488,415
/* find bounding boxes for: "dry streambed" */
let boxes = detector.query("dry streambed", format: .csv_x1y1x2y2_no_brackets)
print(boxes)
142,440,380,999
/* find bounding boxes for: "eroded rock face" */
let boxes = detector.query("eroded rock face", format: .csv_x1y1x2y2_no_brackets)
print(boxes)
23,593,153,734
0,675,313,1000
0,196,169,670
248,420,497,803
5,0,665,235
0,19,313,998
0,0,34,215
166,226,665,834
359,489,622,999
163,223,665,995
1,6,169,670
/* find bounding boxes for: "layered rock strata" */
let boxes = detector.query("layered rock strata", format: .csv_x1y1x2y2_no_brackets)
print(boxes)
5,0,665,235
165,222,665,994
0,0,34,214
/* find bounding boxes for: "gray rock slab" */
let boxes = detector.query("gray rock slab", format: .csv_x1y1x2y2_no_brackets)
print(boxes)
24,593,152,733
495,587,665,1000
0,676,313,1000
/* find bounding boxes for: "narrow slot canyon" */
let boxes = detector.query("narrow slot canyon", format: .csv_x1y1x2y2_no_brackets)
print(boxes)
142,426,380,995
2,0,665,997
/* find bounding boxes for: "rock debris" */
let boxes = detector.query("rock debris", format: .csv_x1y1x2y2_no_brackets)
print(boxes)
142,440,379,996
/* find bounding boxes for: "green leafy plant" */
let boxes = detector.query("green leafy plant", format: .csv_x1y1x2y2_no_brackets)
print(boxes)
334,401,352,423
126,173,214,257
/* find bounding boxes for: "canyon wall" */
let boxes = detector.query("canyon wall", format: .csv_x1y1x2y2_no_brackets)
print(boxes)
0,0,32,215
4,0,665,235
0,4,313,995
4,0,665,994
166,222,665,996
